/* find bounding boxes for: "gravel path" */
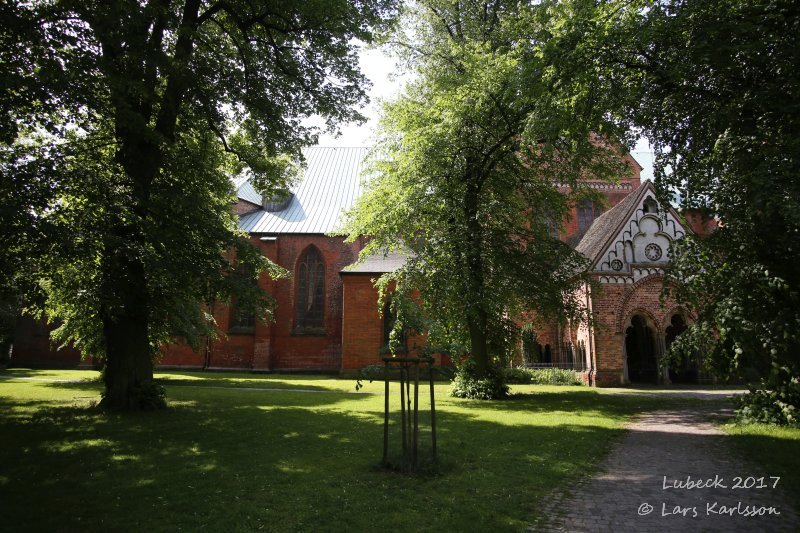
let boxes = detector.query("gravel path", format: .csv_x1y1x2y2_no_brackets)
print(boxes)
535,406,798,532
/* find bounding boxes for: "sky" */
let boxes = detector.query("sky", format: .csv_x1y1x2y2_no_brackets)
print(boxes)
314,47,404,148
315,46,656,182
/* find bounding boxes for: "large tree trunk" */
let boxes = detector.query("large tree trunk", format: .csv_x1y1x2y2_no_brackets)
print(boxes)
99,134,163,410
464,175,490,377
100,252,158,410
92,0,200,410
467,308,489,376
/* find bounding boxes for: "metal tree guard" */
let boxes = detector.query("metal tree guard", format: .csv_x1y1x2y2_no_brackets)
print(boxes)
382,356,437,471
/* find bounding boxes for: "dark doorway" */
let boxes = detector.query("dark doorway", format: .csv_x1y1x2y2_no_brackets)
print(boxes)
521,329,543,366
665,314,696,383
625,315,658,383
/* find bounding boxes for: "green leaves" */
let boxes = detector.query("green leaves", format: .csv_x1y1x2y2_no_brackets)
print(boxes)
342,0,626,373
606,0,800,397
1,1,397,375
547,0,800,416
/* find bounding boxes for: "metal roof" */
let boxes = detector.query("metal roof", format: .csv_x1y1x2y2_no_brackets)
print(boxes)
239,146,368,234
235,178,263,206
232,175,248,189
341,252,409,274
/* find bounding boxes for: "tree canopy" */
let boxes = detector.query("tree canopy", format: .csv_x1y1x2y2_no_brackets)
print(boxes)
574,0,799,421
342,0,631,396
0,0,396,410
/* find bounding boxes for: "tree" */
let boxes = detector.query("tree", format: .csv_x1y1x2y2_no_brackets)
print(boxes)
586,0,799,422
0,0,396,410
341,0,629,397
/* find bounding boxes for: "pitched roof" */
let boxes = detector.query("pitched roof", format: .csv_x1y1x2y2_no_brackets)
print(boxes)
234,178,263,206
575,181,652,263
232,175,248,189
341,251,409,274
238,146,368,234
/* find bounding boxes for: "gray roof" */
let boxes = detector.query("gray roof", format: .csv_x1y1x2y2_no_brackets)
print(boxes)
234,177,263,206
341,252,408,274
232,175,248,189
575,182,652,262
575,180,691,267
239,146,368,234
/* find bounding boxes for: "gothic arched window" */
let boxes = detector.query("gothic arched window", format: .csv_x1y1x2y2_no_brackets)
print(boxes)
543,211,560,240
229,265,257,333
643,197,659,214
383,297,407,350
295,246,325,330
577,200,601,233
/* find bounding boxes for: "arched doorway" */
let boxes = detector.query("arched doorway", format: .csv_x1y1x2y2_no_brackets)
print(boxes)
625,315,658,383
665,314,696,383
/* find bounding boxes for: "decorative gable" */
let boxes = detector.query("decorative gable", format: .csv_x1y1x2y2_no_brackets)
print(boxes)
576,181,690,284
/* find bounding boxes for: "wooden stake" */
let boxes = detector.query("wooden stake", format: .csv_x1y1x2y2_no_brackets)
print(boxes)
413,360,419,467
383,360,389,464
400,364,407,454
429,359,437,461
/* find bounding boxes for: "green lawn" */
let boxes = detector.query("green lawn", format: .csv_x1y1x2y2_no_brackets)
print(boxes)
0,369,737,531
723,422,800,512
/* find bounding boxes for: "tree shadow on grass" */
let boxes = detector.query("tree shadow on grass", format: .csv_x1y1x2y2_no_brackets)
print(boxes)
0,389,636,530
155,371,357,392
2,388,795,532
33,376,367,396
450,389,729,418
2,368,363,393
0,368,96,381
0,394,628,532
725,427,800,513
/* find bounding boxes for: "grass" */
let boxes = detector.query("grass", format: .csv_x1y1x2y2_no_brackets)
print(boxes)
0,369,753,531
723,422,800,512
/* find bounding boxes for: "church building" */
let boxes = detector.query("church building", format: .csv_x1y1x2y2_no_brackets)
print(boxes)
11,146,705,385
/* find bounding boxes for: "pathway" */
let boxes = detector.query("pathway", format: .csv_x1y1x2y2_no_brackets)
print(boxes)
535,401,798,532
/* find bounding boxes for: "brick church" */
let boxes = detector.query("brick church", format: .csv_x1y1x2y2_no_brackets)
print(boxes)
11,146,706,386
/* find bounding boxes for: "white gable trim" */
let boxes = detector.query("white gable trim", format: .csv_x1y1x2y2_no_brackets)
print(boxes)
592,189,687,276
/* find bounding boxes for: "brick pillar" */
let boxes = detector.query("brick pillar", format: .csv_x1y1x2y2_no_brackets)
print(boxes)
253,338,271,371
253,236,278,371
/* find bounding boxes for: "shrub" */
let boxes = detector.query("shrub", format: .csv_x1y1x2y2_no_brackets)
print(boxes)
434,365,455,381
354,364,386,392
450,359,509,400
503,367,583,386
355,362,455,391
0,341,10,366
100,381,167,410
134,382,167,410
734,378,800,427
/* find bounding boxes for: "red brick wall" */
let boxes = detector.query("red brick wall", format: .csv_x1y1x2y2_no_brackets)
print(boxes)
9,316,85,368
341,276,384,370
532,322,563,362
10,154,650,375
159,234,363,371
13,233,364,373
234,200,261,217
590,282,629,386
340,276,429,371
589,274,683,386
555,154,642,245
268,235,360,371
682,210,718,237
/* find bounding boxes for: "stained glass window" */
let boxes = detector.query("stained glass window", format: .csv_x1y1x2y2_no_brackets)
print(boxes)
296,246,325,329
577,200,600,233
230,265,257,332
